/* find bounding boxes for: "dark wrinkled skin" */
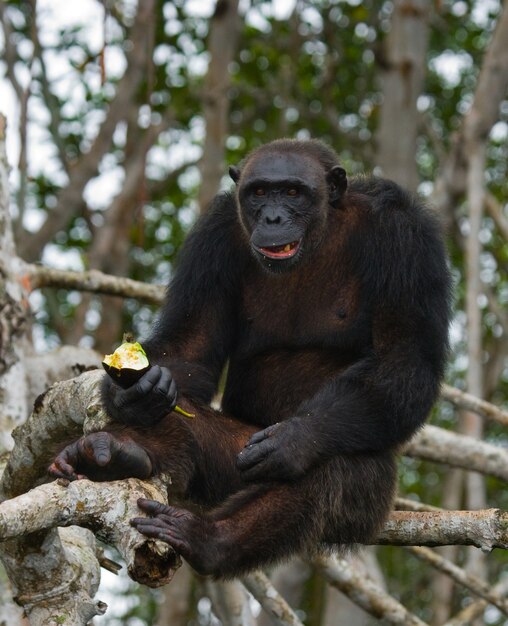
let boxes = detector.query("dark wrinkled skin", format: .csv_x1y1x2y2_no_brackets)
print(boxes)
50,431,152,482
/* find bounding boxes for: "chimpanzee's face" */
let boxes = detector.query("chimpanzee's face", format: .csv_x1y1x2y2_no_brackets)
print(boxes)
232,152,345,273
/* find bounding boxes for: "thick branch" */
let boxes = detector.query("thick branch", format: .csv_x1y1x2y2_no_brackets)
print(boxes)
4,488,508,581
0,369,104,501
0,366,179,624
0,478,180,587
378,509,508,551
406,424,508,480
22,263,164,304
1,526,107,625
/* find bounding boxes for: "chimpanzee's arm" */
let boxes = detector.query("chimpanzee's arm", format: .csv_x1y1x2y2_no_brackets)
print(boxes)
102,193,248,425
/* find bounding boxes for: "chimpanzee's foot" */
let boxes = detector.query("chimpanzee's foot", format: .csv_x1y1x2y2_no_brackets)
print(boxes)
131,498,226,576
49,431,153,481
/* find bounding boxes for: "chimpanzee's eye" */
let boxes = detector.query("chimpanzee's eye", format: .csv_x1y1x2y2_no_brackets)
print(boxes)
287,188,299,196
255,188,265,196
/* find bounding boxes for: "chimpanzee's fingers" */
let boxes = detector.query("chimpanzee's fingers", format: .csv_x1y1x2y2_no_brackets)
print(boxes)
136,498,172,516
119,366,162,404
236,438,275,471
48,459,77,480
154,367,172,395
48,442,80,480
244,423,280,447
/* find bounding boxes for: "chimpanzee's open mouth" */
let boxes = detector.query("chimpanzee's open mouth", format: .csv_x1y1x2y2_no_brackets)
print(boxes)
255,240,301,259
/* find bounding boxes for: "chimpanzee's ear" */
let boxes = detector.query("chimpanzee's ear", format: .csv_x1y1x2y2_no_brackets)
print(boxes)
326,166,347,207
229,166,241,184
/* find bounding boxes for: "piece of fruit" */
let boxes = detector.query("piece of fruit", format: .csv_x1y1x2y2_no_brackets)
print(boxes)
102,341,150,389
102,340,195,418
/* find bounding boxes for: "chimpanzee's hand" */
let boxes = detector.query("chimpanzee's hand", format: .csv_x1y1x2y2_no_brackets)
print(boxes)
48,431,153,482
236,418,319,482
102,365,177,426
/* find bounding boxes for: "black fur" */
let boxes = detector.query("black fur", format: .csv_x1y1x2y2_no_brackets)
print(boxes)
53,139,451,578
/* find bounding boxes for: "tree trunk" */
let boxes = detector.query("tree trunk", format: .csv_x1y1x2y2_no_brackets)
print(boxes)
376,0,430,191
0,115,31,454
198,0,240,213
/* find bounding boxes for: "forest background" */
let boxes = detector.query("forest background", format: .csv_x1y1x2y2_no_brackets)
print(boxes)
0,0,508,625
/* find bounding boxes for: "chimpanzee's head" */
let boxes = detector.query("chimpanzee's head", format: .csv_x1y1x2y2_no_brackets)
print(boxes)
230,139,347,273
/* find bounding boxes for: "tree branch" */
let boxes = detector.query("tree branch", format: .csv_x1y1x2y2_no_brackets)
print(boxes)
0,369,104,501
18,0,156,262
0,3,25,101
378,509,508,551
241,571,304,626
432,1,508,218
441,383,508,426
0,477,180,587
21,263,164,304
0,367,179,622
406,545,508,615
442,575,508,626
406,424,508,480
30,0,70,173
395,497,443,512
1,525,107,625
205,579,256,626
313,554,428,626
486,191,508,242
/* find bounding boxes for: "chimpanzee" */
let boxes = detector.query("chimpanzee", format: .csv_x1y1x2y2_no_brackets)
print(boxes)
50,139,451,579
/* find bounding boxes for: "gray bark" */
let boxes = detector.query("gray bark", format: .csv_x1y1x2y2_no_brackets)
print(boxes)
198,0,240,212
376,0,430,191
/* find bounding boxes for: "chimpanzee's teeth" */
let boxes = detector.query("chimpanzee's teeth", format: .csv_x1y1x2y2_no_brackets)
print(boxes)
256,239,300,259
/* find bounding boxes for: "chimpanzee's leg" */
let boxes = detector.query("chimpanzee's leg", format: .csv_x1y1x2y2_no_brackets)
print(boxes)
131,451,397,578
49,398,257,507
50,399,397,578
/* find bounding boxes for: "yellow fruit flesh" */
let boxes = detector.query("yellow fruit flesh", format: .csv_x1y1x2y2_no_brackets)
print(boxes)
103,342,149,371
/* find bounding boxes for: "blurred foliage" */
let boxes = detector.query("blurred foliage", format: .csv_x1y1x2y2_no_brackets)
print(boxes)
1,0,508,623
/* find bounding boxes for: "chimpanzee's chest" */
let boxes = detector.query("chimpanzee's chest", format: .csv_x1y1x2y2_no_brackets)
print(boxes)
236,260,369,356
